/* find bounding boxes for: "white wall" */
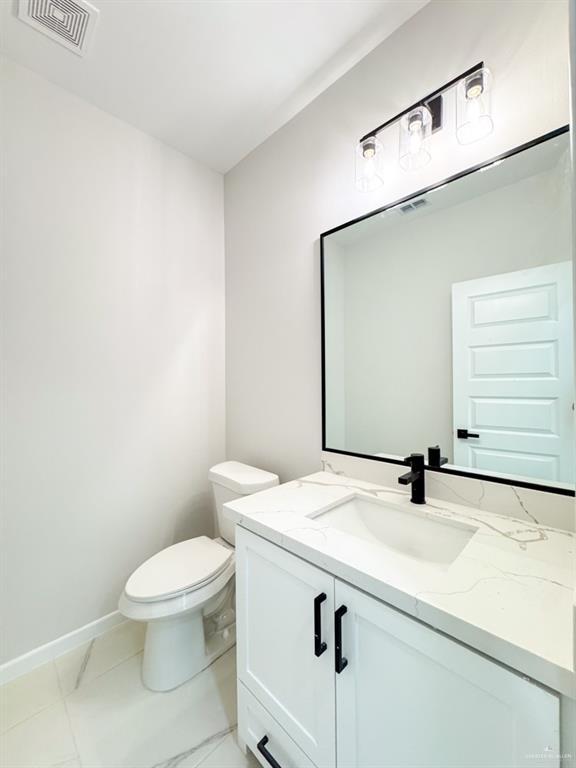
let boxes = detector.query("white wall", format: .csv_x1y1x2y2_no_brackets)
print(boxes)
225,0,570,483
0,59,225,663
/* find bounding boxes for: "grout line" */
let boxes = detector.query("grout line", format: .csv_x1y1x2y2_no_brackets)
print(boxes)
52,755,83,768
0,660,63,734
59,631,230,702
64,649,145,700
2,627,236,766
56,657,83,767
0,702,58,735
57,623,146,699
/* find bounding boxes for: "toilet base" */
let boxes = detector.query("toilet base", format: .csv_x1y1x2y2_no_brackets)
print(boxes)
142,611,235,692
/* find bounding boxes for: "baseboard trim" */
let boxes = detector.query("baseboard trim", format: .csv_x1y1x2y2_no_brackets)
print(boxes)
0,611,125,685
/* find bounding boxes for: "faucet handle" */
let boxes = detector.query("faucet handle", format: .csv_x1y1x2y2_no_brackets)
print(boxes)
404,453,425,468
428,445,448,468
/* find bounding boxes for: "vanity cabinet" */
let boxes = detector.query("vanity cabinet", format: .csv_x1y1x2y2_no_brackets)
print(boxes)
236,526,336,767
236,528,560,768
335,580,560,768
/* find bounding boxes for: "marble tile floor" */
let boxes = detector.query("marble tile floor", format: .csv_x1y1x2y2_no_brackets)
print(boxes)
0,621,257,768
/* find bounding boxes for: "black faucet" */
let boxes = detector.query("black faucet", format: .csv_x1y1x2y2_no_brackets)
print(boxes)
427,445,448,468
398,453,426,504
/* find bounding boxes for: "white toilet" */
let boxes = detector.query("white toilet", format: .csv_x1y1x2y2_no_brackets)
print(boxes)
118,461,278,691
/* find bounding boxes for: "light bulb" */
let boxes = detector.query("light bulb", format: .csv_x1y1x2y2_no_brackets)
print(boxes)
409,115,423,133
362,138,376,159
465,72,484,101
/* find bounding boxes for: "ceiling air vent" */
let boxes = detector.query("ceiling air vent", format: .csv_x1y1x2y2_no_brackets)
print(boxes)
18,0,99,57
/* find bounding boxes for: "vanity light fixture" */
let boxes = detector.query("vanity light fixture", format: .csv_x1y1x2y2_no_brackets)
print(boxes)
354,62,493,191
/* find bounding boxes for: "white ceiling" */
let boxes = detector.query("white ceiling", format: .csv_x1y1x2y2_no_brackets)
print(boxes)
0,0,428,172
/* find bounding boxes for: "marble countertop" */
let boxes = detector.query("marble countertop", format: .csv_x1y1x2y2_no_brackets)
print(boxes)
224,471,575,698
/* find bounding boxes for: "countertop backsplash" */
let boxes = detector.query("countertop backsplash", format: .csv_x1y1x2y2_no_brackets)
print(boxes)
321,451,575,533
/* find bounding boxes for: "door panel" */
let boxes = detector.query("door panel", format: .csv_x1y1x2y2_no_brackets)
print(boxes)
470,397,557,433
236,527,336,767
335,581,560,768
452,262,574,484
468,447,558,480
470,283,556,325
470,342,558,379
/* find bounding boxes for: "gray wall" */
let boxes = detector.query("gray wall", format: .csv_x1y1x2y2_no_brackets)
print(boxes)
225,0,570,483
0,60,225,662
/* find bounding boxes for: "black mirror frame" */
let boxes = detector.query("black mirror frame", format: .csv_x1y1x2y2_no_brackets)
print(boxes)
320,125,574,497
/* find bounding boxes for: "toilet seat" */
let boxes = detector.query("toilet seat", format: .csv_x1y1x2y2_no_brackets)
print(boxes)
119,555,235,623
125,536,233,603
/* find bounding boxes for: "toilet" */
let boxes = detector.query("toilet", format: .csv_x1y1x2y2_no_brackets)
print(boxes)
118,461,278,691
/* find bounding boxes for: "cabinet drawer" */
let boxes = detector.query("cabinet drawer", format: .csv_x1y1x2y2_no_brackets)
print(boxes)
238,682,317,768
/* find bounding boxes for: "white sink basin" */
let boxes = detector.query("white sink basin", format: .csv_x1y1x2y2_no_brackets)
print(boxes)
313,495,477,567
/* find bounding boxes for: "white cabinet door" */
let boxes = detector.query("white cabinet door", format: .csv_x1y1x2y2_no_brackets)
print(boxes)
336,581,560,768
236,527,336,767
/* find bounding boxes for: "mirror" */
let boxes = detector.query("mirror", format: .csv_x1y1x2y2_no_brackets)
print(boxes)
322,128,574,494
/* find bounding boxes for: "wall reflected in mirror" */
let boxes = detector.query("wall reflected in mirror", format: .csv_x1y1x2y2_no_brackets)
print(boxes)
323,130,574,491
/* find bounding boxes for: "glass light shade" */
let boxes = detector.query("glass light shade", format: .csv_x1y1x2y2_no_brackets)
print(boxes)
456,67,493,145
399,106,432,172
355,136,384,192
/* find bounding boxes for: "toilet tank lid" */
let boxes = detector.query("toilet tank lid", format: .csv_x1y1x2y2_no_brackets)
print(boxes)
209,461,279,494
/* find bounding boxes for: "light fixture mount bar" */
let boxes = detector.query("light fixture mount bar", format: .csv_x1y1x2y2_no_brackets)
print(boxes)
359,61,484,143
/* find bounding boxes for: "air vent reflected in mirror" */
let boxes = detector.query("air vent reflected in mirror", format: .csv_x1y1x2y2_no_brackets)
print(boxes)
398,198,428,214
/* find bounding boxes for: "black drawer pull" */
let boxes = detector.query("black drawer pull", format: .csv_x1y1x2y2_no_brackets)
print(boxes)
457,428,480,439
314,592,327,657
335,604,348,673
257,736,282,768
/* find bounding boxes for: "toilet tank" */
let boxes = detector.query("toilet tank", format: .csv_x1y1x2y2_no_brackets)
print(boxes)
208,461,279,544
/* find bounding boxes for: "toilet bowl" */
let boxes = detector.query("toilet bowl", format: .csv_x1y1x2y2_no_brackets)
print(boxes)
118,461,278,691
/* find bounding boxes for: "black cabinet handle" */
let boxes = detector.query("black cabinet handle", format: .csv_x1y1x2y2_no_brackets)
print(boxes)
314,592,327,657
335,605,348,673
257,736,282,768
457,428,480,439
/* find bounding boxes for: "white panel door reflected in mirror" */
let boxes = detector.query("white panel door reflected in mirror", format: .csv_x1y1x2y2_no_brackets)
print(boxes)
322,129,574,492
452,263,573,484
